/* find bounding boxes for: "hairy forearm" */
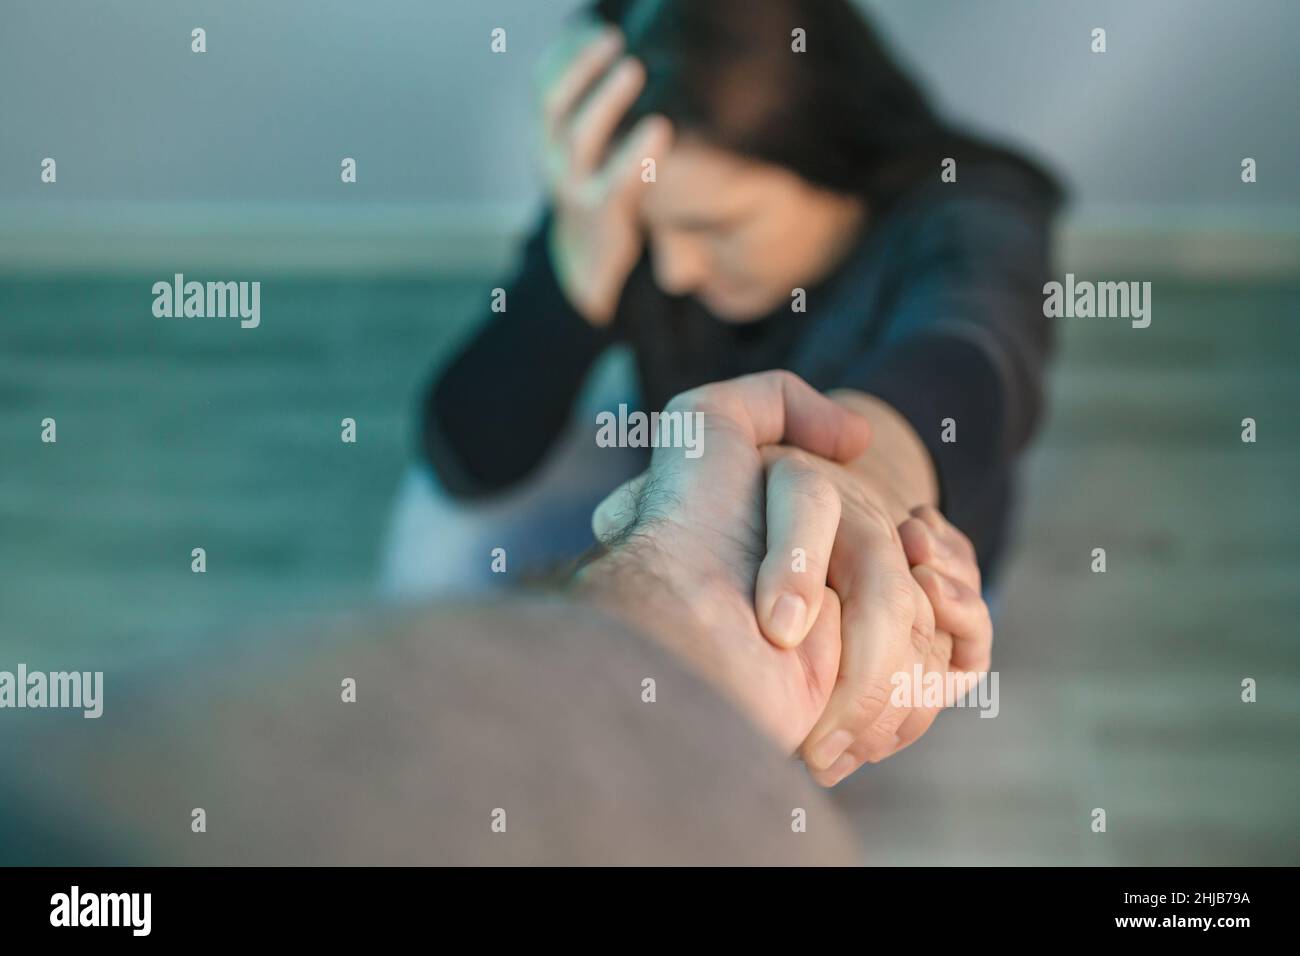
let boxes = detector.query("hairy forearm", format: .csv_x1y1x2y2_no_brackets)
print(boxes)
572,533,802,749
573,536,743,694
828,389,940,524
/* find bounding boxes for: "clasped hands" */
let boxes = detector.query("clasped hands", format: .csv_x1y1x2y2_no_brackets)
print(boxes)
577,371,992,786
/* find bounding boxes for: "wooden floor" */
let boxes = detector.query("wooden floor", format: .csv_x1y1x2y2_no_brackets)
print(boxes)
1,273,1297,864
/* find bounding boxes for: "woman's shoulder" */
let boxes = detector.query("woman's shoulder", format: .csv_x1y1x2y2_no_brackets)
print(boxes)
873,160,1060,266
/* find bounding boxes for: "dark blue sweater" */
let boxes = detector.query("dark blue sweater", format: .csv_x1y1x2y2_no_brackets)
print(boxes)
421,164,1058,580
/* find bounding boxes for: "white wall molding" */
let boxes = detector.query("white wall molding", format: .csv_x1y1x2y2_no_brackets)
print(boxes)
3,201,1298,281
1054,205,1300,281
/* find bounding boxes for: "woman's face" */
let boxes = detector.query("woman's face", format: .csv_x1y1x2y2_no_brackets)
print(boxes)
639,135,867,322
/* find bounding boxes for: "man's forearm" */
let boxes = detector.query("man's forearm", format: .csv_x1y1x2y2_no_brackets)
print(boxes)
573,535,746,707
828,390,940,524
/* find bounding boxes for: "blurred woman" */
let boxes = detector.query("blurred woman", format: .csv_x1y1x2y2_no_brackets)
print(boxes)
382,0,1061,597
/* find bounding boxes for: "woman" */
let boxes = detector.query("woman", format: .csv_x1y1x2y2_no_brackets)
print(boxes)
382,0,1061,599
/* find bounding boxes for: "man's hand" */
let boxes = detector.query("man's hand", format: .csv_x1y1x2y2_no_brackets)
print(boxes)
575,371,871,751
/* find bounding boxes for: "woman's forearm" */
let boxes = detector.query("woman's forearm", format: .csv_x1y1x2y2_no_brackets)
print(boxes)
420,210,614,496
828,389,940,525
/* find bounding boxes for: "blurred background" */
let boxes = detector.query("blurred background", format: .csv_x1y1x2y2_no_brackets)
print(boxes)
1,0,1297,864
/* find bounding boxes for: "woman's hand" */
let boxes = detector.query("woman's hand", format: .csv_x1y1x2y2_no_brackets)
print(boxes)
760,444,993,786
537,25,674,326
892,505,992,753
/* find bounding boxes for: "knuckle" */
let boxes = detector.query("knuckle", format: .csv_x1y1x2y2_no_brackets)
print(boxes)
784,467,838,509
914,504,945,527
899,516,927,540
930,632,955,670
760,368,801,391
774,368,807,394
948,522,974,551
663,387,708,417
770,447,811,469
841,677,892,731
858,498,900,541
909,618,935,660
952,531,979,567
898,519,931,564
879,569,916,622
858,728,899,764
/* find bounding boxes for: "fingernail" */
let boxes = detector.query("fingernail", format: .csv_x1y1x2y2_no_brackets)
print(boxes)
808,729,854,771
824,751,858,786
769,593,807,647
940,573,960,599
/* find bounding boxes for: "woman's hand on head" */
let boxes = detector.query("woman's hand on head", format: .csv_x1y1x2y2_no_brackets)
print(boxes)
537,24,674,326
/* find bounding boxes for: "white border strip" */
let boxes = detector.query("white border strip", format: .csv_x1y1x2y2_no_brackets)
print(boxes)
3,201,1298,280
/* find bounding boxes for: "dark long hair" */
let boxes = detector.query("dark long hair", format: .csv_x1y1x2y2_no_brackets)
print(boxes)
593,0,1062,211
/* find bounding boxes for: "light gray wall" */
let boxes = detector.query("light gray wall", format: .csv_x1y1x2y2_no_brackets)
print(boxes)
864,0,1299,217
2,0,1296,220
